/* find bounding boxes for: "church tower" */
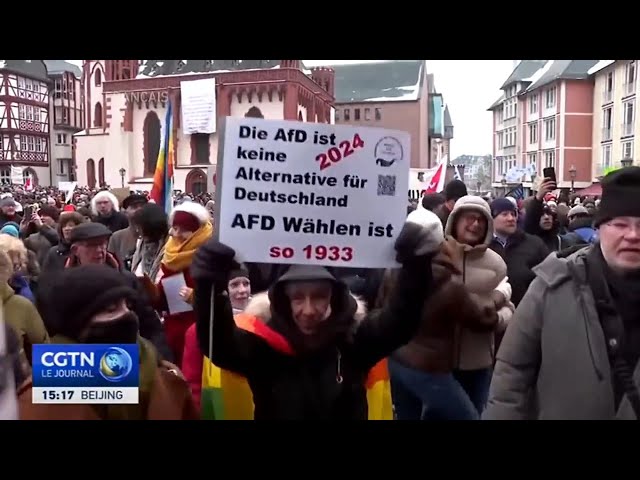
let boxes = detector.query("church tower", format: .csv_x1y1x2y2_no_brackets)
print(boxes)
81,60,139,132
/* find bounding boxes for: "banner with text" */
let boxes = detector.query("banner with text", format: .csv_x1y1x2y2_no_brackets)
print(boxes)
180,78,217,135
215,117,410,268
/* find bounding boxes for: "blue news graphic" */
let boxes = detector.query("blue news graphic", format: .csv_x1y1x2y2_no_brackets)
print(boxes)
32,344,139,388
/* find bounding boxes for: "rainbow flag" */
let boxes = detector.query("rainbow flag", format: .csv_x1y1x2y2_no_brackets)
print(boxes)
200,313,394,420
149,100,174,214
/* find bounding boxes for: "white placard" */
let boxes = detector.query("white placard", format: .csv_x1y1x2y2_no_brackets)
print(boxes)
180,78,217,135
215,117,410,269
10,166,23,185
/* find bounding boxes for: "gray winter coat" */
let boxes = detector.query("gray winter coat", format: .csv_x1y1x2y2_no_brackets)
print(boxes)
483,245,638,420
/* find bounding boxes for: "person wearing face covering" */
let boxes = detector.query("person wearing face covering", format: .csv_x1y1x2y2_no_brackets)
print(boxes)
17,265,199,420
191,208,444,419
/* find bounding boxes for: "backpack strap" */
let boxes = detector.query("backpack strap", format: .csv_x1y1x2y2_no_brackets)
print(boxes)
586,259,640,419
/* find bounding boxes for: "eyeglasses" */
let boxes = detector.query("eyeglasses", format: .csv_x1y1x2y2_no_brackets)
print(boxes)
604,220,640,234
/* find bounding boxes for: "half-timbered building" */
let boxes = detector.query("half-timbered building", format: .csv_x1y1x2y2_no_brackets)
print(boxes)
45,60,84,185
73,60,335,192
0,60,51,186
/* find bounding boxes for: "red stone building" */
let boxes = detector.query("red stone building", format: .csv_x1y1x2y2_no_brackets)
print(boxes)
74,60,335,192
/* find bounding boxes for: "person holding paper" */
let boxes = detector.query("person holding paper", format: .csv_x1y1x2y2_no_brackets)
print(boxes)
151,202,212,367
191,208,444,419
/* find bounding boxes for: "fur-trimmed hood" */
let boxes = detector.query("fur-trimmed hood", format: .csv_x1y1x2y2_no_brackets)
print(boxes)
243,290,367,326
91,191,120,215
241,265,368,346
444,195,494,247
169,201,210,227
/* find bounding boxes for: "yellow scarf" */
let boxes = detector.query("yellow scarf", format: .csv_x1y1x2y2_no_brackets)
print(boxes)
162,221,213,272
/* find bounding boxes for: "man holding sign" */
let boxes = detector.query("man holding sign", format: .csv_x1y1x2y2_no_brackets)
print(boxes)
191,118,446,419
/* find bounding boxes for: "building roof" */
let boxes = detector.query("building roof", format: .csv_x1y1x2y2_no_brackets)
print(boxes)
136,60,298,79
500,60,548,89
329,60,425,103
588,60,616,76
523,60,599,92
0,60,49,81
443,104,453,127
487,93,505,111
44,60,82,78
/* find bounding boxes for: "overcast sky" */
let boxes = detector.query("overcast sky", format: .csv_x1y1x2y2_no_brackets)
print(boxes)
67,59,515,159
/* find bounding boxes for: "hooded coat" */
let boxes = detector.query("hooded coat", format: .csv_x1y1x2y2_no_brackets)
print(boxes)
483,246,640,420
192,211,444,419
196,264,420,419
443,196,514,370
384,196,513,373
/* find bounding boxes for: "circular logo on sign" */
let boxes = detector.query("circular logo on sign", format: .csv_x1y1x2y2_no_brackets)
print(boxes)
375,137,403,167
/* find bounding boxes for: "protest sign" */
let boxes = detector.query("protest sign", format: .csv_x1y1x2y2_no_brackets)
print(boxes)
215,117,410,268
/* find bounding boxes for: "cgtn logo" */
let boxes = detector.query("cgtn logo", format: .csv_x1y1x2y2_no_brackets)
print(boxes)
32,344,139,405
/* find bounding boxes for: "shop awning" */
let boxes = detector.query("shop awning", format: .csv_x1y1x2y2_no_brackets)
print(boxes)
575,183,602,197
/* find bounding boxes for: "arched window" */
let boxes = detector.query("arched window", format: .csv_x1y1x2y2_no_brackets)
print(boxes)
143,111,161,175
244,106,264,118
87,158,96,188
94,102,103,127
298,111,303,121
185,168,207,195
95,69,102,86
98,158,105,186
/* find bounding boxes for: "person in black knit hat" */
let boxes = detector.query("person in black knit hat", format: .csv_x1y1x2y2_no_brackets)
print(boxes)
595,166,640,228
433,180,468,227
17,264,199,420
43,264,139,343
485,166,640,420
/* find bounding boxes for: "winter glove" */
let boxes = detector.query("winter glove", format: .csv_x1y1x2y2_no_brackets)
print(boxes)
191,239,237,290
394,208,444,264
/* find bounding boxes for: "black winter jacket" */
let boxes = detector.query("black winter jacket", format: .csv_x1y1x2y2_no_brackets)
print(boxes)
489,230,550,307
194,261,433,419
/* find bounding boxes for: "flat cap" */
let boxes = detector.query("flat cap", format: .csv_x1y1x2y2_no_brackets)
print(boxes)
68,222,112,244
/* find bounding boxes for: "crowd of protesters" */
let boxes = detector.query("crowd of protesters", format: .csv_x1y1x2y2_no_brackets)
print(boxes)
0,165,639,420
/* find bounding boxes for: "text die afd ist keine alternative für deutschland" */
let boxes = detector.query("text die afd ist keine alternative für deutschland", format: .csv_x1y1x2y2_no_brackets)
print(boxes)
231,124,395,239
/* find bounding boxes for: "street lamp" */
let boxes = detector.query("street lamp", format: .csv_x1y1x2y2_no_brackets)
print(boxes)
621,158,633,168
569,164,577,192
119,168,126,188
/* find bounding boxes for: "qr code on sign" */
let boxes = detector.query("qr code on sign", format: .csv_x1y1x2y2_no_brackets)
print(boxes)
377,175,397,196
